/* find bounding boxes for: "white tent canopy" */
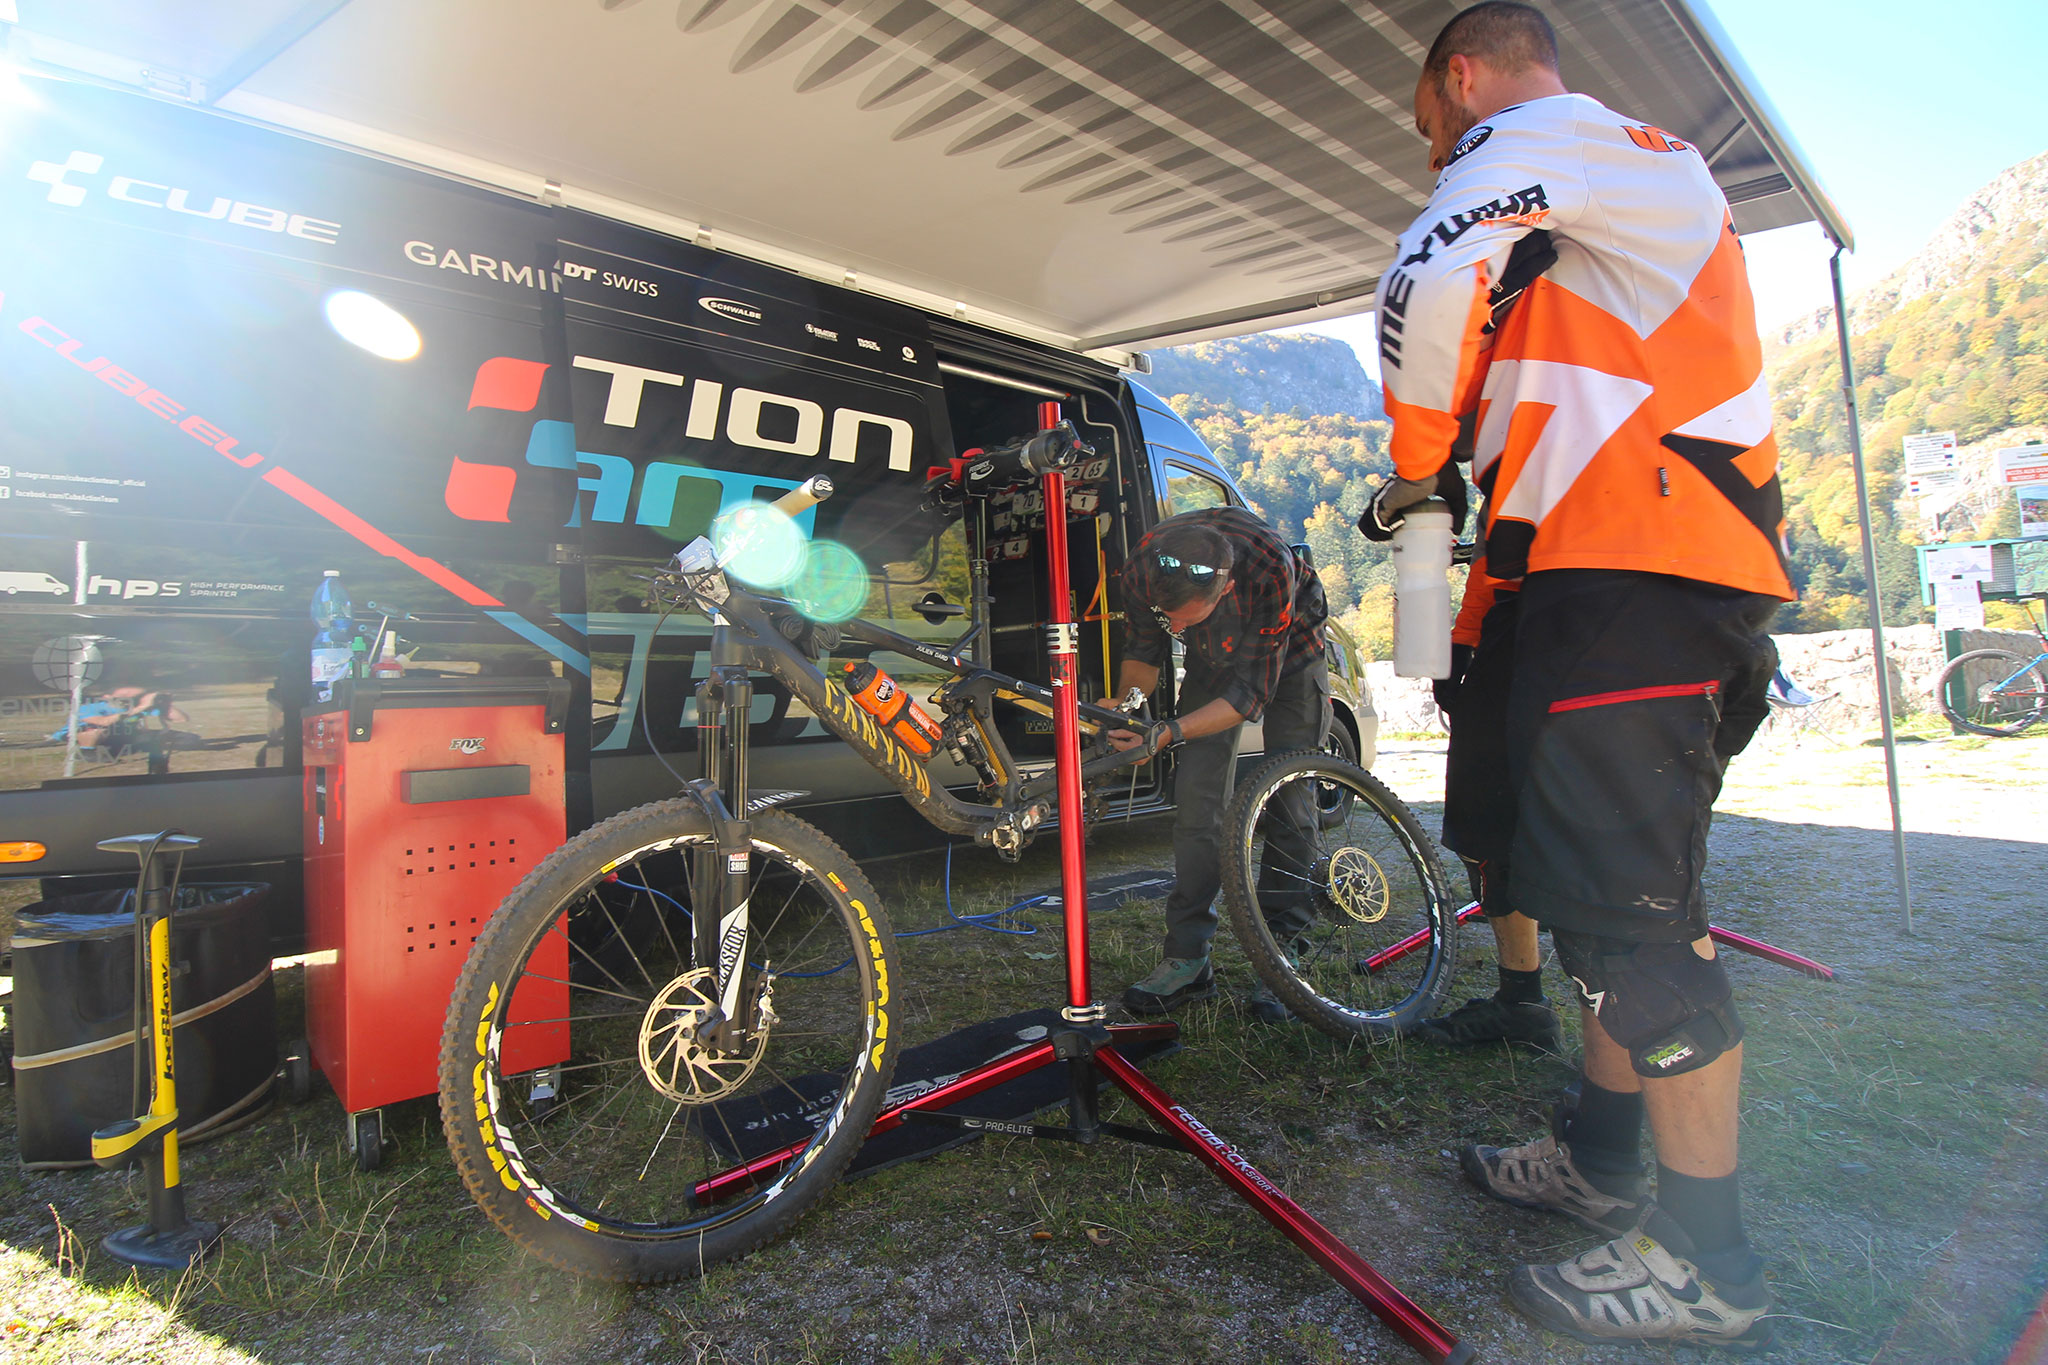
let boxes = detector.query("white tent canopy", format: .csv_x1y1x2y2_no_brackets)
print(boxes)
3,0,1912,928
5,0,1849,361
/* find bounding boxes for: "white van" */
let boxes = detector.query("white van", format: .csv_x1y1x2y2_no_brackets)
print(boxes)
0,572,70,597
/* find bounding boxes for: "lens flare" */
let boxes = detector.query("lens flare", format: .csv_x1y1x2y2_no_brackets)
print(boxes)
790,541,869,622
0,58,42,112
711,503,805,588
324,290,422,360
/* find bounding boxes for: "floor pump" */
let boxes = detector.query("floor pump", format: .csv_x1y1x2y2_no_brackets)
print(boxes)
90,831,223,1270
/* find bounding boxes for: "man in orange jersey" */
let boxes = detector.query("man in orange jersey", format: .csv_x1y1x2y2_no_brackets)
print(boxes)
1363,3,1787,1349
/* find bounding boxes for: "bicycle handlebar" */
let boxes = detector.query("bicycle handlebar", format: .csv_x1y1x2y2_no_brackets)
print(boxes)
770,476,834,517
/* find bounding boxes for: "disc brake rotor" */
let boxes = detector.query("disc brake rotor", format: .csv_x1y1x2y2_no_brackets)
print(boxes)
1317,846,1391,924
638,967,771,1103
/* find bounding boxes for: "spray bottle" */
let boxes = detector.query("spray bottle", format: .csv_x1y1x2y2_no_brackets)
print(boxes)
843,661,942,760
310,571,355,703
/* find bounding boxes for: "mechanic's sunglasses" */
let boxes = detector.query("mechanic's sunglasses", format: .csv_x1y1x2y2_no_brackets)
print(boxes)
1154,553,1219,581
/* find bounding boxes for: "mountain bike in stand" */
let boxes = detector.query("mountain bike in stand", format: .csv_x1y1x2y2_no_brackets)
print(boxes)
438,412,1469,1364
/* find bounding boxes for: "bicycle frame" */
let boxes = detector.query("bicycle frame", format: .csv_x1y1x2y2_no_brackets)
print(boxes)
657,491,1151,1024
685,566,1150,848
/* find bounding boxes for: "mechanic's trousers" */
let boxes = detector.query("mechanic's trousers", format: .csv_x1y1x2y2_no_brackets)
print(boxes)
1160,658,1331,962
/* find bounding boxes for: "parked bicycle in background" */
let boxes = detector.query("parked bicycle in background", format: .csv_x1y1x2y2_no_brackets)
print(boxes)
1934,598,2048,736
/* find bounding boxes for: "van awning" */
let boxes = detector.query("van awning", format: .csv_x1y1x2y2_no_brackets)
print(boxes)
4,0,1850,360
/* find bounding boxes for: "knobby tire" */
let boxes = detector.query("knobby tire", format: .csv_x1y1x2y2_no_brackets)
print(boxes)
1222,750,1457,1040
439,801,897,1282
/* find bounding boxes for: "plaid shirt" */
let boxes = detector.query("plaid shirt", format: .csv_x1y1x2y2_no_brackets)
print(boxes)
1120,507,1327,723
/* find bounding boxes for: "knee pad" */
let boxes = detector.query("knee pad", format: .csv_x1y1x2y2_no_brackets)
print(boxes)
1554,932,1743,1078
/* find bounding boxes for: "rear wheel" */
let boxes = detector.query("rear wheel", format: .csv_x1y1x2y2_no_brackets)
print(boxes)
1936,649,2048,736
439,802,896,1282
1223,751,1456,1040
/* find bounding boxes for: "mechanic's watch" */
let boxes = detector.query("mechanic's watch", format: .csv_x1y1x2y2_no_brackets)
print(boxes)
1143,718,1184,757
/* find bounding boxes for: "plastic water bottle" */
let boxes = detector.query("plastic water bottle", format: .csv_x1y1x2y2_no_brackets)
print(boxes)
310,570,355,703
1390,500,1453,679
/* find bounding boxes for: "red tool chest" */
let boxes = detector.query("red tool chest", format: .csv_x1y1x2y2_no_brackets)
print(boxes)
302,679,572,1140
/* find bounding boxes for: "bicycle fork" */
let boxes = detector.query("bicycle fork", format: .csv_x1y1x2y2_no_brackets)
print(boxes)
687,621,757,1042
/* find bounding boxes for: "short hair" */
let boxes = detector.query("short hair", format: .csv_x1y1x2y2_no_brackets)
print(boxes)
1422,2,1560,88
1146,521,1235,610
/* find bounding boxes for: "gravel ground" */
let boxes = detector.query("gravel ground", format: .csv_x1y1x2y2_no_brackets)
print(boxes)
2,725,2044,1364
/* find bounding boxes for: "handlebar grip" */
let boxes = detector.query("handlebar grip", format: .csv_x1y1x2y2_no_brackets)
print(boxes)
771,476,834,516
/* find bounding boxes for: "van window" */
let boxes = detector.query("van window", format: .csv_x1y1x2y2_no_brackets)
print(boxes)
1162,463,1234,517
1132,394,1211,461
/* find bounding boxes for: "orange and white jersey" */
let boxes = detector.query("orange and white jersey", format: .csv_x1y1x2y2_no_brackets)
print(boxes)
1374,93,1792,600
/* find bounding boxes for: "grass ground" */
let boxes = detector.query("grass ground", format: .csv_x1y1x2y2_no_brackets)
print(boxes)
1,727,2045,1363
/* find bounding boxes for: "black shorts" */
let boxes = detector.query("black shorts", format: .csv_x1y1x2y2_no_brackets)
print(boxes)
1441,591,1518,870
1506,570,1778,944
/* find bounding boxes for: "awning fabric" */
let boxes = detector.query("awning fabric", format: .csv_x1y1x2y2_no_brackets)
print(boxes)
4,0,1849,357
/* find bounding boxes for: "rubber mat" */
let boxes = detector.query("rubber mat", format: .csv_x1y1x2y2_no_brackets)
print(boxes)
1028,868,1175,914
697,1007,1179,1178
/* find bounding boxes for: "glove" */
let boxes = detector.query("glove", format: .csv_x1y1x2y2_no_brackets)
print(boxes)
1358,474,1439,542
1141,718,1184,758
1435,461,1469,537
1432,642,1476,713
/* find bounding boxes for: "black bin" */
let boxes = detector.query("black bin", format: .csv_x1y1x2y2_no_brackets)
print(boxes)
10,883,276,1169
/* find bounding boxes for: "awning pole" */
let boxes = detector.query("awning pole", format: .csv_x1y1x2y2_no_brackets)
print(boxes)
1828,246,1914,936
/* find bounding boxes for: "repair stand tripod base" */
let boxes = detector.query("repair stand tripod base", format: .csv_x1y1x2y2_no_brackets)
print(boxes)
103,1218,222,1271
892,1022,1475,1365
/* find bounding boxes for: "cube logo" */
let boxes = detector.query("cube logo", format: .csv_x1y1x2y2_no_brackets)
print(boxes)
26,151,103,207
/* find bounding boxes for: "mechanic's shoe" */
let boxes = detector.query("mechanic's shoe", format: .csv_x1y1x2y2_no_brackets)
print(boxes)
1122,957,1215,1015
1413,994,1565,1052
1509,1206,1772,1350
1245,980,1294,1025
1458,1132,1646,1235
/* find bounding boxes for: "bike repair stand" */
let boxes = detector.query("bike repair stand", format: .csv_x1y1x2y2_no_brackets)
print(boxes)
90,831,223,1270
893,404,1470,1363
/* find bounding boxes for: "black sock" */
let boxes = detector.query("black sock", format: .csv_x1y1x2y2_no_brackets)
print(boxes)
1657,1165,1745,1255
1563,1081,1645,1186
1656,1165,1762,1285
1496,965,1544,1006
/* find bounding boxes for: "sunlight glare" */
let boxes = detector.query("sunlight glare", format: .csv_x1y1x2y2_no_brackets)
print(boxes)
323,290,422,361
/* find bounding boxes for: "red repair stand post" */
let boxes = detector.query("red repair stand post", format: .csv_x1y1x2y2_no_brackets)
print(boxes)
918,403,1476,1363
697,405,1472,1363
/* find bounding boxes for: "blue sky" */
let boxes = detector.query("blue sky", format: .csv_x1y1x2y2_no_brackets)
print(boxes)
1291,0,2048,376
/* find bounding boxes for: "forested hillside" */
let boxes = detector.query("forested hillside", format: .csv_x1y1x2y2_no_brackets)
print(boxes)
1144,149,2048,654
1766,149,2048,630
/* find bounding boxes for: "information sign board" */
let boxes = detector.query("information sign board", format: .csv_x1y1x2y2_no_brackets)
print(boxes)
1904,431,1958,475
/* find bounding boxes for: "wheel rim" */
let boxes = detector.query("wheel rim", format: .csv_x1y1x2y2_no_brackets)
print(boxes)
466,830,880,1239
1242,763,1447,1024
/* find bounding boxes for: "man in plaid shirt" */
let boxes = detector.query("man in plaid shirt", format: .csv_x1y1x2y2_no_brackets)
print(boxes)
1105,506,1330,1021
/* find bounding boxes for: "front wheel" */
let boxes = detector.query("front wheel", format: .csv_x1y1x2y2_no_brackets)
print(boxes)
439,802,897,1282
1222,751,1456,1041
1936,649,2048,736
